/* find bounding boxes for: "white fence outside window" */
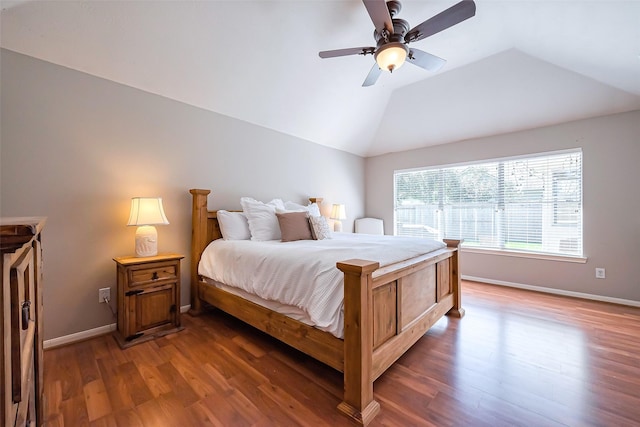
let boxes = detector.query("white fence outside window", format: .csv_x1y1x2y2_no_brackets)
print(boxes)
394,149,583,257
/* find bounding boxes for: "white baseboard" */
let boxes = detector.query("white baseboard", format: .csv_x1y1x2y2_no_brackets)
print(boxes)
44,323,117,349
463,275,640,308
44,304,192,350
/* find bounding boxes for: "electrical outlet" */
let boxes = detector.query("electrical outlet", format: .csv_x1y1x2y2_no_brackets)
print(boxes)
98,287,111,303
595,268,606,279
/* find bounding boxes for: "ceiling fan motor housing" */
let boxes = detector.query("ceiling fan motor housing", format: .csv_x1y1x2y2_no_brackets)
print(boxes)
374,18,409,46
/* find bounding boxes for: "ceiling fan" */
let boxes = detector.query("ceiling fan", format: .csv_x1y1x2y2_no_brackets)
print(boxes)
319,0,476,87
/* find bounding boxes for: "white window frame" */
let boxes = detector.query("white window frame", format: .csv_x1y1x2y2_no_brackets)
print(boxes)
393,149,586,262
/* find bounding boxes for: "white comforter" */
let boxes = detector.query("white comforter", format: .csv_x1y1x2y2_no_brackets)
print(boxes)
198,233,446,338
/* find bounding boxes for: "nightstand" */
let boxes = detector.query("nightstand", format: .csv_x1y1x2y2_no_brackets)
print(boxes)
113,253,185,348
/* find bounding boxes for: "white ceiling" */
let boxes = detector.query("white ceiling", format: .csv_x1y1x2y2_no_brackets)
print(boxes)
2,0,639,157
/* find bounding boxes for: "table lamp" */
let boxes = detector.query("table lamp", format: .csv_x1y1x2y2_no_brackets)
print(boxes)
330,204,346,232
127,197,169,257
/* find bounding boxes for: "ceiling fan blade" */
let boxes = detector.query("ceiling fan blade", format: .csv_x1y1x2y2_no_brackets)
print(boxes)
363,0,394,34
362,64,382,87
319,47,375,59
405,0,476,43
407,48,446,72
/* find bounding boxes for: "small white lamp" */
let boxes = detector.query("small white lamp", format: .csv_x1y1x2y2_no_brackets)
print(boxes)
127,197,169,257
330,204,347,232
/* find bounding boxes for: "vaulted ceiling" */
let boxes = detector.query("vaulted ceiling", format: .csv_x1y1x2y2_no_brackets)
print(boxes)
2,0,639,157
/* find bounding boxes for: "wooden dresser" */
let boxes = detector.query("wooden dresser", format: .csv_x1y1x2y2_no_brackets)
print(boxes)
1,217,46,427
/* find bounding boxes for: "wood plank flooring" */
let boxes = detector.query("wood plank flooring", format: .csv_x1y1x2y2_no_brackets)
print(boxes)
43,281,640,426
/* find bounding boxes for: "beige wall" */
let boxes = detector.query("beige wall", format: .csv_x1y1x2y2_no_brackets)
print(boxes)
366,110,640,302
0,49,366,340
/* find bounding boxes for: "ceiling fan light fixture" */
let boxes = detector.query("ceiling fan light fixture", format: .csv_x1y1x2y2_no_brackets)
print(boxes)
375,42,409,72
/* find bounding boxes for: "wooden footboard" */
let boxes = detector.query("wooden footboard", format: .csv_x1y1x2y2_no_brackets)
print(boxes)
189,189,463,426
337,240,463,424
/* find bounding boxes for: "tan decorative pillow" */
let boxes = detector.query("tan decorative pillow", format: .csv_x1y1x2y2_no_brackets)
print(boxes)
276,211,313,242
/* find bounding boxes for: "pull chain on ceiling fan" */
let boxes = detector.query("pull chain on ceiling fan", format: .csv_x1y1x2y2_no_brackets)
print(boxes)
319,0,476,87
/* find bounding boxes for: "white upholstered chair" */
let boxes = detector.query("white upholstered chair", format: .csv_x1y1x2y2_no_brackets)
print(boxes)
354,217,384,235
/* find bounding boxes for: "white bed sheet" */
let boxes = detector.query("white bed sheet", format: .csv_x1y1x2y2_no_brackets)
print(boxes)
198,233,446,338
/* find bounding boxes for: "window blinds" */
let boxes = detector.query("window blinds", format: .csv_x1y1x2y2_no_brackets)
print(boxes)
394,149,583,257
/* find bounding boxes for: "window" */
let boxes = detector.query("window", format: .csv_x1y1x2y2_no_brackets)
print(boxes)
394,149,583,257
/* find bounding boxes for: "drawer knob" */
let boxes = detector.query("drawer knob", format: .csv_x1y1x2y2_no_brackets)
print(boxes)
152,271,159,280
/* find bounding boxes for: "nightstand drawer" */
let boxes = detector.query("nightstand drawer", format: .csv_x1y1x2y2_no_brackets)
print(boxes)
128,262,177,286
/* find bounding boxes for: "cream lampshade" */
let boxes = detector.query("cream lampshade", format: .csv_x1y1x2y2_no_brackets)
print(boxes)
330,204,347,232
127,197,169,257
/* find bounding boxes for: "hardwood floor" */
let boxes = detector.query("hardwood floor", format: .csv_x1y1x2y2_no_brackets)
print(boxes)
43,281,640,426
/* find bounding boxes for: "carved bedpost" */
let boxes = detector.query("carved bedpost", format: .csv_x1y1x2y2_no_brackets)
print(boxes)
189,189,211,315
336,259,381,426
444,239,465,318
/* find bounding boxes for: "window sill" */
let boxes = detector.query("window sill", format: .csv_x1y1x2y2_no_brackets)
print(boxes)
461,247,587,263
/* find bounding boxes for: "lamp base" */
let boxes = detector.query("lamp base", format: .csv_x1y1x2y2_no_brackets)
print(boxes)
135,225,158,257
333,220,343,233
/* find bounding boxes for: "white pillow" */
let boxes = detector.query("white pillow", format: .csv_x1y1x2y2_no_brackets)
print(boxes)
284,201,321,217
307,203,321,217
217,210,250,240
309,215,332,240
240,197,285,241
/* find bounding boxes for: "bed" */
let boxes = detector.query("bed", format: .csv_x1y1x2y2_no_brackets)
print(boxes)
189,189,464,425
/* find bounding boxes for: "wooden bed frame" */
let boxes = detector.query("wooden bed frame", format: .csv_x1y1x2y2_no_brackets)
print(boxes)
189,189,464,425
